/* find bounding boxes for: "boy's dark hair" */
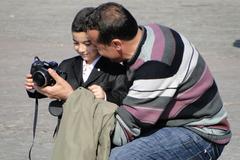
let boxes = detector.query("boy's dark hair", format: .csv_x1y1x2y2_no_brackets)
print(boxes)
86,2,138,45
71,7,95,32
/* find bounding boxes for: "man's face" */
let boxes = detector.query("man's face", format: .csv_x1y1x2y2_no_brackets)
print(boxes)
87,30,123,62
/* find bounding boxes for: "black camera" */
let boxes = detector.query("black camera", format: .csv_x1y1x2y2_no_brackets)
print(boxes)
30,56,66,87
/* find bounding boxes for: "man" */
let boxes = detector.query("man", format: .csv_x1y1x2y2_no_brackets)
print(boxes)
37,2,231,160
86,2,231,159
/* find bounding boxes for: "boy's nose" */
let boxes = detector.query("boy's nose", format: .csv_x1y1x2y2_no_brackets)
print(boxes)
77,44,85,53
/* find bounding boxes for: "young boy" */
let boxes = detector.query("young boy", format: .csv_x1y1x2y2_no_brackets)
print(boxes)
25,7,128,115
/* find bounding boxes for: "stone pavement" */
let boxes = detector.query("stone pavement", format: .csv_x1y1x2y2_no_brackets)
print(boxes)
0,0,239,159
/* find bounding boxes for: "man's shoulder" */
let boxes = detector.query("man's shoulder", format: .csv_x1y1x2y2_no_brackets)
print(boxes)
145,23,172,30
145,23,182,38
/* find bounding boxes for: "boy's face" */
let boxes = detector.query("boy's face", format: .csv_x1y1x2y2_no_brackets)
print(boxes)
72,32,99,64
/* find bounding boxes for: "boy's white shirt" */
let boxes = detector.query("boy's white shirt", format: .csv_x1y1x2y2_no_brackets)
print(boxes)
82,56,101,82
82,56,107,100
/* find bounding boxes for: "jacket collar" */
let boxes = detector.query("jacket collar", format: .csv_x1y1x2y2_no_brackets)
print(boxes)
82,57,105,87
72,56,83,85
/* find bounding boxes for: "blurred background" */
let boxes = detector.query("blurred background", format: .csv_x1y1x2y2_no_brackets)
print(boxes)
0,0,239,159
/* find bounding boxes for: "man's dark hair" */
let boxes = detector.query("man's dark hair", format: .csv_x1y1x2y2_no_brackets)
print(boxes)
86,2,138,45
71,7,95,32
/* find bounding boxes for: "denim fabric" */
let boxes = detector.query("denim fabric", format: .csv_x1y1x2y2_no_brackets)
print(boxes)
109,127,224,160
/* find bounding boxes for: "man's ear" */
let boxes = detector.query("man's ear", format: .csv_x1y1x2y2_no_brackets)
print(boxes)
111,39,122,51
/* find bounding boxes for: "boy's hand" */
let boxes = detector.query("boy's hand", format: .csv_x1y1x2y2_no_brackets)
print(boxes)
34,68,73,101
88,84,106,100
25,74,35,91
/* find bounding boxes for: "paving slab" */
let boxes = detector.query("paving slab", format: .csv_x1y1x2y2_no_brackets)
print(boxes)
0,0,239,159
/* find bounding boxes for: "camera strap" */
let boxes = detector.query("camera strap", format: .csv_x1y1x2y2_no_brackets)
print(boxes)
28,97,39,160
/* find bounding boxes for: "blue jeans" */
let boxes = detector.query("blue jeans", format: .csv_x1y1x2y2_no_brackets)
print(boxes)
109,127,224,160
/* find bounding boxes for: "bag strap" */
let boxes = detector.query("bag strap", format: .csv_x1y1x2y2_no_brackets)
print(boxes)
28,97,38,160
53,116,61,138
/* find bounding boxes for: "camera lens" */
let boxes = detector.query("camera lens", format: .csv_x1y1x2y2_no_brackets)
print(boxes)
32,71,47,87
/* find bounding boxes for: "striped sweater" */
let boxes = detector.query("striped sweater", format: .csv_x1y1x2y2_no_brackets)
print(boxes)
113,23,231,146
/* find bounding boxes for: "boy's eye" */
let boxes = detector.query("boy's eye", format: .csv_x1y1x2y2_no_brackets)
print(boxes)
73,41,78,45
84,42,91,46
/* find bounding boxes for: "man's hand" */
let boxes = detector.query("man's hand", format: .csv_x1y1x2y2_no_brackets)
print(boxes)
88,84,106,100
34,68,73,101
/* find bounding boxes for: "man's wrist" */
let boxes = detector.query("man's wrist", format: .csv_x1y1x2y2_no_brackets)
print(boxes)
64,90,74,101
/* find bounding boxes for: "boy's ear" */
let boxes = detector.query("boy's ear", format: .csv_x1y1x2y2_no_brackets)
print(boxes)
111,39,122,51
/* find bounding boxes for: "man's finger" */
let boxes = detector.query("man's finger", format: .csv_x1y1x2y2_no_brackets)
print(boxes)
48,68,63,82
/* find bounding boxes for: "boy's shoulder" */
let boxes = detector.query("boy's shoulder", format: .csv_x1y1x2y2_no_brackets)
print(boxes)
60,55,82,64
97,57,127,75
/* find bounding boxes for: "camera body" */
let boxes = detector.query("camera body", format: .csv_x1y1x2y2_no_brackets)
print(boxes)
30,56,66,87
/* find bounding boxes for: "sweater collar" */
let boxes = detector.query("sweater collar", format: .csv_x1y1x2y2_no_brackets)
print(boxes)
123,26,147,67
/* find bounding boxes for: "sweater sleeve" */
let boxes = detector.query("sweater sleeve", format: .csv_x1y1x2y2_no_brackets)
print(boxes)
113,61,180,144
105,73,129,105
